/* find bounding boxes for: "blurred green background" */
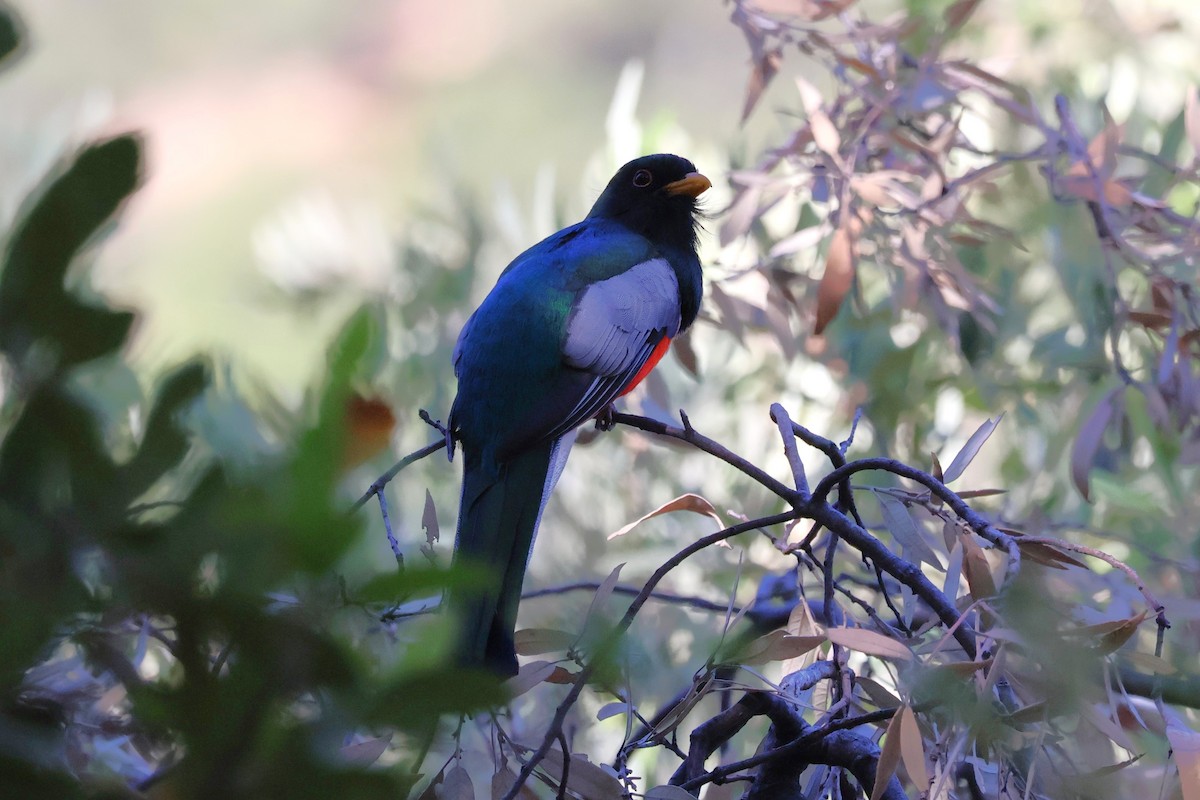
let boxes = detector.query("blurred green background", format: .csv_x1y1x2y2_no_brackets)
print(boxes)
1,0,755,393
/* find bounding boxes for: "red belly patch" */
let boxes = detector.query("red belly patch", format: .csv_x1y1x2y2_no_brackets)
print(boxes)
619,337,671,397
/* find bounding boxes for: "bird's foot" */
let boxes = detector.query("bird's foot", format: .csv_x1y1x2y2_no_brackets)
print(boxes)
594,403,617,432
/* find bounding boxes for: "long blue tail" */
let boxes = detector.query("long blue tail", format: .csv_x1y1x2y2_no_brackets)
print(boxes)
451,438,557,676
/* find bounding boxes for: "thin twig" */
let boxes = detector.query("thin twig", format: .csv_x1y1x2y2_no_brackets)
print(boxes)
612,412,802,504
810,457,1021,583
376,489,403,570
350,439,445,512
1020,535,1169,631
522,581,740,615
769,403,810,497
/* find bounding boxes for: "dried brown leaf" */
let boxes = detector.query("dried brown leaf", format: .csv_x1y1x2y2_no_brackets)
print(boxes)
898,705,930,791
778,600,823,676
739,630,826,665
835,53,881,80
1015,541,1071,570
1094,612,1148,656
814,224,855,335
826,627,913,661
504,660,558,699
1015,540,1088,570
943,0,982,31
1128,310,1172,330
608,495,721,539
342,395,396,469
441,765,475,800
1083,704,1137,751
960,533,997,602
708,283,748,339
871,707,904,800
1166,714,1200,800
954,488,1006,499
514,628,576,656
541,750,624,800
545,666,576,684
1088,119,1124,174
850,174,899,207
1058,174,1134,207
653,672,715,735
811,0,859,20
742,47,783,123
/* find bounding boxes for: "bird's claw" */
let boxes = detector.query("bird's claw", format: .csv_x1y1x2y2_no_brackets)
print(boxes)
594,404,617,432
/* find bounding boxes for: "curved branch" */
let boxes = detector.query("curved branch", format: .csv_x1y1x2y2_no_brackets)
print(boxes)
612,412,803,504
350,439,445,512
811,457,1020,581
1020,535,1168,631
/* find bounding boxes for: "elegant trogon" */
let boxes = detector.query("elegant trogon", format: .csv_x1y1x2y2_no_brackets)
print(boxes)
448,153,710,675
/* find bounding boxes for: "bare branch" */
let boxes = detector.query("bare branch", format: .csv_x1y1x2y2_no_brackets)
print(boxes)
350,438,445,512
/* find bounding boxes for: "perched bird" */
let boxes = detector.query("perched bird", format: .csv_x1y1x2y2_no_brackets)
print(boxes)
448,154,710,675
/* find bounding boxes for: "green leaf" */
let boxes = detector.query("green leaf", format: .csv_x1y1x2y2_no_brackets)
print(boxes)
119,361,208,502
285,311,375,571
0,135,141,370
370,668,505,729
357,564,491,602
0,383,119,518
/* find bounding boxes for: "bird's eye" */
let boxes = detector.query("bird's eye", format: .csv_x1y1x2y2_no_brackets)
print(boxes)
632,169,653,188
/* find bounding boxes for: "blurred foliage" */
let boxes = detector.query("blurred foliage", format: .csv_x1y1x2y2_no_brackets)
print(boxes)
0,9,504,799
3,0,1200,798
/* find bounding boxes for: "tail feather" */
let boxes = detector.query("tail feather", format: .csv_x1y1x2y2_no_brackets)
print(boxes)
452,437,562,676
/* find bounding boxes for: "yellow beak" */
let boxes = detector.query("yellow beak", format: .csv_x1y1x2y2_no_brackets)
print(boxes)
664,172,712,198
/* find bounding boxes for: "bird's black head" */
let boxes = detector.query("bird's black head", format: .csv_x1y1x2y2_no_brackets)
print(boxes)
586,154,710,252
